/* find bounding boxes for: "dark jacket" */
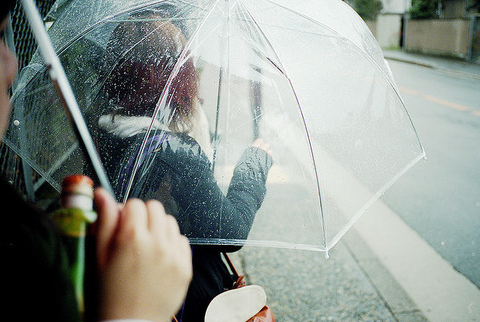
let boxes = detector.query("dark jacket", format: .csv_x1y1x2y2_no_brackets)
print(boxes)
0,176,80,322
97,127,273,321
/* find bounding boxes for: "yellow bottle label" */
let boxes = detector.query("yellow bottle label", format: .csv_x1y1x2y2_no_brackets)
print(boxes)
51,208,97,237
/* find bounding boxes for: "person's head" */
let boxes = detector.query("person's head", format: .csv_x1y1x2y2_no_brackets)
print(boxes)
102,13,198,133
0,0,18,139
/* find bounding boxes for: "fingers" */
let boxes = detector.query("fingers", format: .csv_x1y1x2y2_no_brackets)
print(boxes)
145,200,181,236
252,138,273,156
94,193,191,269
145,200,166,232
119,199,178,237
94,187,121,269
116,198,192,291
118,198,149,239
116,199,189,256
94,193,192,322
144,200,191,279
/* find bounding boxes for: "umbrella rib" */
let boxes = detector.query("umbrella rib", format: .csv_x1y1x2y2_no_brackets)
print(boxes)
273,0,425,157
236,0,329,253
288,79,329,255
123,0,223,202
235,1,286,75
259,0,415,109
327,152,426,251
2,136,63,192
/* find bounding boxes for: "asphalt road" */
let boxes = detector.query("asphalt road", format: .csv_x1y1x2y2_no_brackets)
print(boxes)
380,60,480,288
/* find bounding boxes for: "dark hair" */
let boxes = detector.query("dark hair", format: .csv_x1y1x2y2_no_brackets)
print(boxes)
0,0,15,22
102,14,198,133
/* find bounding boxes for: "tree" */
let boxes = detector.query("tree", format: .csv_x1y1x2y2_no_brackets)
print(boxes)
351,0,383,21
467,0,480,13
409,0,438,20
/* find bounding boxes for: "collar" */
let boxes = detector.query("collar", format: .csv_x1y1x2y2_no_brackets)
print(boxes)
98,115,169,138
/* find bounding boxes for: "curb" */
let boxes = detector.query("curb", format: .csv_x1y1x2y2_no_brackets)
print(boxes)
353,198,480,322
383,52,480,80
342,229,429,321
384,55,435,69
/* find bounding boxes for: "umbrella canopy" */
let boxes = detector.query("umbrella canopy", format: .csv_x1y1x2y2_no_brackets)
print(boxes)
4,0,425,254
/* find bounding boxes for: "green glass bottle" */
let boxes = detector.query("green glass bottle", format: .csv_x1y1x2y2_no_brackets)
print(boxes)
51,175,97,318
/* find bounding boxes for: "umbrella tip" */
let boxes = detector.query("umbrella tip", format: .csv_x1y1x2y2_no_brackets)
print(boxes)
324,250,330,260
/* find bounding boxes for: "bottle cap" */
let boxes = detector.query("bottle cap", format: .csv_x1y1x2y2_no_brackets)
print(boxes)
61,175,94,198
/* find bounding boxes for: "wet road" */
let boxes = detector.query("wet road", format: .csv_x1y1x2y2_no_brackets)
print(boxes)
381,60,480,288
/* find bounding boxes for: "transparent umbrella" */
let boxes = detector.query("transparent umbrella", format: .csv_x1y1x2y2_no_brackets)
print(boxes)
4,0,425,256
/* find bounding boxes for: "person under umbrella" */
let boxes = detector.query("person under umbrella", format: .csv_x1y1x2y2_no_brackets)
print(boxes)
93,13,273,321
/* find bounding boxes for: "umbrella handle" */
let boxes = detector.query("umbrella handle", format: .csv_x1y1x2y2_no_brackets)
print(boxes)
20,0,114,197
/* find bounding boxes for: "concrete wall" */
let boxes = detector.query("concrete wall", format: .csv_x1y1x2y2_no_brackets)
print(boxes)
376,15,402,48
405,19,471,58
365,15,402,48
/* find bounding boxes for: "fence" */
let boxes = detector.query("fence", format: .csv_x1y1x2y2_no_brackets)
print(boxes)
469,14,480,62
404,18,475,60
0,0,57,199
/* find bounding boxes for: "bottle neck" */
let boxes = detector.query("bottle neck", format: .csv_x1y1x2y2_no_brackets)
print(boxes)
62,194,93,210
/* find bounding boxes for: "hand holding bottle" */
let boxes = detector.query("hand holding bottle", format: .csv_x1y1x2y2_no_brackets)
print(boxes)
93,188,192,322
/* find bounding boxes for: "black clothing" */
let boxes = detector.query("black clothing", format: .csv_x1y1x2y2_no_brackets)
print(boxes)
0,176,80,322
183,248,235,321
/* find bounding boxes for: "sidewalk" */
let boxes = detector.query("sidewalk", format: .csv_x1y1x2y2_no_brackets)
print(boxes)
383,49,480,80
233,197,480,321
231,206,430,322
230,51,480,322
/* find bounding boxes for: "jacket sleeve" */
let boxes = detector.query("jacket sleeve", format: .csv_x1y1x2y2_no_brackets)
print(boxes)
168,144,273,245
225,147,273,237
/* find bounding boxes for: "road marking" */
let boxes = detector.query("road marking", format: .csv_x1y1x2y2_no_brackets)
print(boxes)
398,86,420,96
398,86,479,117
421,94,470,111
